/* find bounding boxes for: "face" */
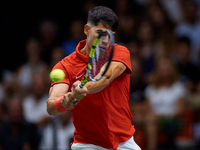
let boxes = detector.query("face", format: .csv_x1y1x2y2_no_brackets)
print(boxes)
177,43,190,60
26,41,40,63
157,59,172,79
137,22,152,43
131,59,142,79
9,98,23,122
31,74,47,99
84,22,114,54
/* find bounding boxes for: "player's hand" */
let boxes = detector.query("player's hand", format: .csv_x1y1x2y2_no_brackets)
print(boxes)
61,92,78,110
72,80,88,100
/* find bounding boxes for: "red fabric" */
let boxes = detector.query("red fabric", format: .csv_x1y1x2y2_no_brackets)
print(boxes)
54,96,66,112
51,40,135,150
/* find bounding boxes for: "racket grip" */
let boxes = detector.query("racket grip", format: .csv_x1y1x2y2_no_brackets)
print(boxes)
73,83,82,102
78,83,83,89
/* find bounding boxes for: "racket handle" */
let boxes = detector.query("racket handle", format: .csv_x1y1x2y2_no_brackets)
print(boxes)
73,83,83,102
78,83,83,89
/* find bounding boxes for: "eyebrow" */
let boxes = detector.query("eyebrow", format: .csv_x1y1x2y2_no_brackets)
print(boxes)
96,29,116,36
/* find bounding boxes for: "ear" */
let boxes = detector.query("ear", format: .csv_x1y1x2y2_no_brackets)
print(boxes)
84,24,90,36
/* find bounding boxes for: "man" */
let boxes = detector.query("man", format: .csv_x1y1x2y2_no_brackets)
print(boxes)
47,6,141,150
0,96,39,150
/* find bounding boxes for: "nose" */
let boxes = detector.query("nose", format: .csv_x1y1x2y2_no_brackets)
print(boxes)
101,35,109,45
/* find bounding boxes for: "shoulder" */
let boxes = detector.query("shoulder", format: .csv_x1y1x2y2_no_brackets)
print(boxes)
114,43,130,52
113,43,131,60
112,43,132,74
54,52,78,71
145,85,155,96
51,51,87,86
61,52,77,64
172,81,186,94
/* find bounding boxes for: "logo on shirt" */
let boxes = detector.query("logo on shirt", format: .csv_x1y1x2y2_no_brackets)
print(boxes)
75,73,84,79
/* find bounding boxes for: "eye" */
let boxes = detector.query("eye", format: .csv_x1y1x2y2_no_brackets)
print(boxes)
96,30,102,34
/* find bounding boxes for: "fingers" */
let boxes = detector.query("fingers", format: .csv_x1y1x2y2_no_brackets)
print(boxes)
72,81,88,100
73,80,81,88
60,81,88,110
61,92,77,110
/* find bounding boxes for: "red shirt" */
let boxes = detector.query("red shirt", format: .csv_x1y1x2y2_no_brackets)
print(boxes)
51,40,135,150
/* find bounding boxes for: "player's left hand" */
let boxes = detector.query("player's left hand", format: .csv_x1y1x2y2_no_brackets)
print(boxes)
72,80,88,100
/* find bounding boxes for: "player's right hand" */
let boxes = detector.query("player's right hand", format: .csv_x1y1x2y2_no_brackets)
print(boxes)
71,80,88,100
61,92,77,110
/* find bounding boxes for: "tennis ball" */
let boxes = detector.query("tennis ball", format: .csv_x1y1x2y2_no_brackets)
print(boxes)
50,69,65,82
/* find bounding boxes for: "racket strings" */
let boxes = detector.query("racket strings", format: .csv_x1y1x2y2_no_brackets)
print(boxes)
92,45,111,77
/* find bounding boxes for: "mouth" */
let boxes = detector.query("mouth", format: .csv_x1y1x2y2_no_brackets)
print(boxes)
99,46,107,52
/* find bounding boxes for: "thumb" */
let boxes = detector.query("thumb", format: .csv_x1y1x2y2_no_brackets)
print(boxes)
73,80,81,88
72,80,81,91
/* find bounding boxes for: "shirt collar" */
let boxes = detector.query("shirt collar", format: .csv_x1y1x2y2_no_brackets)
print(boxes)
76,39,89,63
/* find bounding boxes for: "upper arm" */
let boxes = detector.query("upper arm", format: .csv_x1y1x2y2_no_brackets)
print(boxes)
47,83,69,115
112,44,132,74
49,83,69,99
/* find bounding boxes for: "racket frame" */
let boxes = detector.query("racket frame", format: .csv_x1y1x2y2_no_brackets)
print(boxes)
78,29,114,88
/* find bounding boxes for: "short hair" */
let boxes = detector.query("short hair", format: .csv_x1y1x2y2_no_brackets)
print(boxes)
87,6,118,31
176,36,191,47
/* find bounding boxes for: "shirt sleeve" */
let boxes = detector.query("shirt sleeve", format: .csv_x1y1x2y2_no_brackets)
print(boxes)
50,61,70,86
112,44,132,74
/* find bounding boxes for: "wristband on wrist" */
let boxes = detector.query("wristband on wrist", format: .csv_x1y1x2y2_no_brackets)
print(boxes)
54,96,66,112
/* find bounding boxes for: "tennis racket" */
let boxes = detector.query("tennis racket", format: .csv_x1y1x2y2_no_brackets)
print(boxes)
78,29,115,88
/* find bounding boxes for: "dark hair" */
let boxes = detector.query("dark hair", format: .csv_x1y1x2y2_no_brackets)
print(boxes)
177,36,191,47
87,6,118,31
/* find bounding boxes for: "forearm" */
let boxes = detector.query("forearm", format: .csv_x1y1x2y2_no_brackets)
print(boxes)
84,61,126,94
84,75,111,94
46,99,62,116
47,87,66,116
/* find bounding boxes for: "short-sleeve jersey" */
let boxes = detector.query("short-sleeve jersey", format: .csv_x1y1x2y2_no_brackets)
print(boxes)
51,40,135,150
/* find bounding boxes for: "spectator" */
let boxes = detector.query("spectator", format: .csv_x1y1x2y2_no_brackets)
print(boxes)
50,46,65,70
186,80,200,149
186,81,200,111
82,0,97,22
15,38,48,97
146,1,176,57
174,36,200,91
0,96,39,150
61,20,85,56
126,38,141,61
130,58,146,100
39,109,75,150
174,0,200,65
22,74,52,131
38,19,61,63
159,0,184,25
145,57,187,149
136,21,156,77
129,58,157,150
114,0,137,43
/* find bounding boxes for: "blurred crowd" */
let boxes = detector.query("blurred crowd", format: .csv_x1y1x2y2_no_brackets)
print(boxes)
1,0,200,150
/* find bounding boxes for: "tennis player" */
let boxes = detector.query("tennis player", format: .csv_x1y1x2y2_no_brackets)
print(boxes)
47,6,141,150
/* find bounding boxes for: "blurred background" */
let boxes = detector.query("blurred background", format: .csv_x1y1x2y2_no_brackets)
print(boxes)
1,0,200,150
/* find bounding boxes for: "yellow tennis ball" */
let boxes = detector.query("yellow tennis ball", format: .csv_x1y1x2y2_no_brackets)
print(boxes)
50,69,65,82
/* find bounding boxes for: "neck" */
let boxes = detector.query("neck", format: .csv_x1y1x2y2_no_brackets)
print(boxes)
159,78,172,87
80,45,90,56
